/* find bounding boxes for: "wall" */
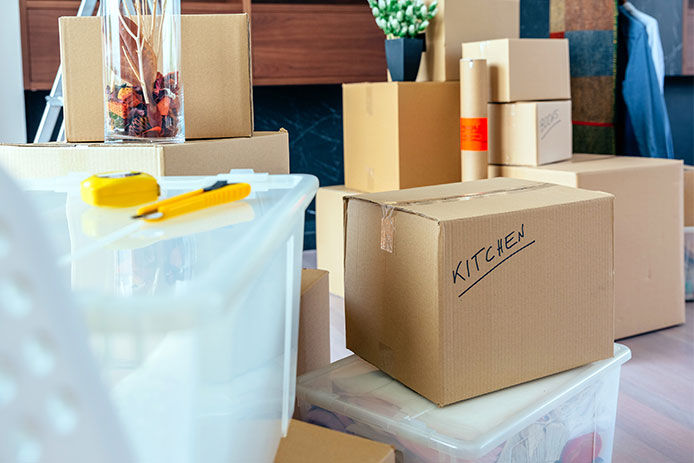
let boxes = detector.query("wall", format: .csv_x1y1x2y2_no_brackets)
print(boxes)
1,0,27,143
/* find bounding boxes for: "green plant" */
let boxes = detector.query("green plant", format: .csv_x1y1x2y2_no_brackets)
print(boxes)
368,0,438,39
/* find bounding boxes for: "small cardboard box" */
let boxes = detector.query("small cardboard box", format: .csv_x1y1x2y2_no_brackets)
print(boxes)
275,419,396,463
316,185,362,297
59,15,253,142
343,82,461,193
0,131,289,179
489,100,572,166
490,155,685,339
421,0,520,81
344,177,614,406
462,39,571,103
298,269,331,377
685,166,693,227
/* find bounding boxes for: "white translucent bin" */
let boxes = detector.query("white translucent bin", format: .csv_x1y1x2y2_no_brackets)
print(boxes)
23,172,318,463
297,344,630,463
686,227,693,301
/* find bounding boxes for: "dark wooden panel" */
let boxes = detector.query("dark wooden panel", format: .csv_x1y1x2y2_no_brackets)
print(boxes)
20,1,387,89
25,4,79,90
251,4,386,85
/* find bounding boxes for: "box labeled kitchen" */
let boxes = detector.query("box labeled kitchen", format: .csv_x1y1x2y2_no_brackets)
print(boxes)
0,131,289,179
59,14,253,142
462,39,571,102
343,82,461,193
490,155,684,339
344,177,614,406
421,0,520,81
489,100,572,166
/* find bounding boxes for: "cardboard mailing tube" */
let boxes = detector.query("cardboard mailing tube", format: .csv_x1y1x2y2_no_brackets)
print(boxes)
460,58,489,181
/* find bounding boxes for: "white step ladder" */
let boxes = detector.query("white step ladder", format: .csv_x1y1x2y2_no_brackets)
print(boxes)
33,0,137,143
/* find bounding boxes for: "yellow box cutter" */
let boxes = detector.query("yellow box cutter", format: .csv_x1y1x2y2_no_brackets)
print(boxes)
132,180,251,222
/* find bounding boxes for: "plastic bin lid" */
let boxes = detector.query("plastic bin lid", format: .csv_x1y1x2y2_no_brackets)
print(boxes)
297,344,631,460
20,171,318,321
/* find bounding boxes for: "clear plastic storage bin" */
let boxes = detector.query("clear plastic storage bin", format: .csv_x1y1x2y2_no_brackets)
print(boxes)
297,344,630,463
23,171,318,463
686,227,693,301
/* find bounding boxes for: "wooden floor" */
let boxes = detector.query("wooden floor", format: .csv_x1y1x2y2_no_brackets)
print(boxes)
305,250,694,462
614,302,694,463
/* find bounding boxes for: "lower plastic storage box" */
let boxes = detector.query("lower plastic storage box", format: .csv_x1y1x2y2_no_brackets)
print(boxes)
686,227,693,301
297,344,631,463
23,171,318,462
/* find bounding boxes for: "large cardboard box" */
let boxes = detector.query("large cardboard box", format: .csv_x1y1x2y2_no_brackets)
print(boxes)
298,269,330,376
344,177,614,406
316,185,362,297
489,100,572,166
462,39,571,102
275,420,395,463
343,82,461,193
685,166,693,227
0,131,289,179
490,155,685,338
422,0,520,81
59,15,253,142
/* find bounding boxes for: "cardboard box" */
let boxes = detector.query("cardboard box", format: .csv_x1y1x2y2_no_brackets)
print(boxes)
0,131,289,179
59,15,253,142
462,39,571,102
343,82,461,193
316,185,362,297
344,177,614,406
685,166,693,227
275,419,395,463
489,100,572,166
421,0,520,81
490,155,685,338
298,269,331,376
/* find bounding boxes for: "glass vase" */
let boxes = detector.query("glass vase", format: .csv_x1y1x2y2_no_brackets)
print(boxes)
101,0,184,143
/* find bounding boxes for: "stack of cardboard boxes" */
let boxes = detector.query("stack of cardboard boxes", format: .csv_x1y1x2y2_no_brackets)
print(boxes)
317,3,523,297
0,15,290,178
462,38,573,167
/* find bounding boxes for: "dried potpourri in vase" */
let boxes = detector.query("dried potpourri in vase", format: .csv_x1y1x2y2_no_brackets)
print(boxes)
101,0,184,143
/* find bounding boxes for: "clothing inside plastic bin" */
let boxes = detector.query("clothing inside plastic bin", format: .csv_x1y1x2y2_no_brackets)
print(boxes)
297,344,630,463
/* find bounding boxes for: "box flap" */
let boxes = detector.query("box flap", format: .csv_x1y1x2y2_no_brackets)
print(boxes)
275,419,395,463
348,177,612,222
530,154,683,174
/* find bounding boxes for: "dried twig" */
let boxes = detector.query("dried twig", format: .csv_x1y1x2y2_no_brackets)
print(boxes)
122,45,142,83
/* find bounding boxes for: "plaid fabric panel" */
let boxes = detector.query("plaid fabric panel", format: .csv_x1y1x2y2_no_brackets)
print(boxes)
548,0,617,154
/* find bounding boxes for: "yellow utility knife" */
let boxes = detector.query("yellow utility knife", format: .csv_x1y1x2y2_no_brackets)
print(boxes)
132,180,251,222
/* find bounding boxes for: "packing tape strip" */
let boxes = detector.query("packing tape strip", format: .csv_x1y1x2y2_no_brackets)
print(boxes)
378,183,554,253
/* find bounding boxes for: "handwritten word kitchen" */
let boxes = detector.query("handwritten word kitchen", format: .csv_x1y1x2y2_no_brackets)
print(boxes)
452,224,536,298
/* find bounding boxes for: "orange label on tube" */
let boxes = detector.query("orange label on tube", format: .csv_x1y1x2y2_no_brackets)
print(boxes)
460,117,488,151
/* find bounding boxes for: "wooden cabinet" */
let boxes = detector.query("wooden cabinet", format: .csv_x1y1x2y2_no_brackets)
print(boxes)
18,0,386,90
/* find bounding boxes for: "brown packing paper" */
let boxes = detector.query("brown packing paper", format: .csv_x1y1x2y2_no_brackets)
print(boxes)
0,132,289,179
343,82,461,193
490,155,685,338
488,100,573,166
275,420,395,463
298,269,330,377
460,59,488,181
344,177,614,405
59,15,253,142
421,0,520,81
462,39,571,102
